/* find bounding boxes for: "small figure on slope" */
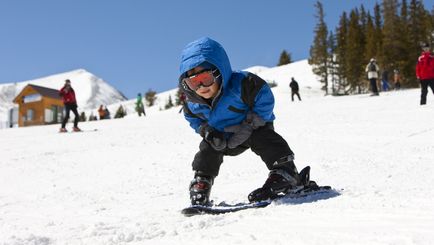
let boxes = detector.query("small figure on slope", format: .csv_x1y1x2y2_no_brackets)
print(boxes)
59,79,81,132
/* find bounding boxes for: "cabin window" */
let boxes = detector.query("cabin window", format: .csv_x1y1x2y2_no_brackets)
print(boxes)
44,105,63,123
26,109,35,121
23,94,42,103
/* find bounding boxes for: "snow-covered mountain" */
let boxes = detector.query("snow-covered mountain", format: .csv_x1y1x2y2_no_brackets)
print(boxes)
1,60,433,244
0,69,127,126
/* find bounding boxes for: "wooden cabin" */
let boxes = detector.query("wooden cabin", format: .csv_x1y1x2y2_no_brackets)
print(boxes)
13,84,64,127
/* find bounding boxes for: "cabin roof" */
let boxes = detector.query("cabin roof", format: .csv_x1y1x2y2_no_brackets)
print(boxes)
27,84,61,100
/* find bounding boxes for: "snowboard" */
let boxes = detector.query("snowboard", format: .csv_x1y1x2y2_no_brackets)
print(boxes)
181,166,339,217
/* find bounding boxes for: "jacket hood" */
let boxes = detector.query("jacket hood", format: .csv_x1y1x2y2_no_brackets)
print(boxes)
179,37,232,89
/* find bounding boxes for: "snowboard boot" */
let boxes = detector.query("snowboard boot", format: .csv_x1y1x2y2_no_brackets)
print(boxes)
248,156,300,202
72,127,82,132
59,128,67,133
189,174,214,206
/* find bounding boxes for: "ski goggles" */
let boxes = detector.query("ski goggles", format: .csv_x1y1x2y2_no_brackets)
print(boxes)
182,69,219,91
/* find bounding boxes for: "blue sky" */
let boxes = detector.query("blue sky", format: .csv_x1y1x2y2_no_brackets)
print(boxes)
1,0,433,99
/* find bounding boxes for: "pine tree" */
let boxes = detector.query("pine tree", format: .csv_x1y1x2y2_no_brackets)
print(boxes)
114,105,126,118
327,30,339,94
365,13,377,64
346,9,365,93
79,112,87,122
145,89,157,107
335,12,350,94
309,1,330,95
382,0,405,74
396,0,414,87
165,95,174,109
277,50,292,66
373,3,384,64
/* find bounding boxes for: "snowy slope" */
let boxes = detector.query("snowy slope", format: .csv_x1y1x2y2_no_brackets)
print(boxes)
108,59,321,119
1,74,433,245
0,69,127,124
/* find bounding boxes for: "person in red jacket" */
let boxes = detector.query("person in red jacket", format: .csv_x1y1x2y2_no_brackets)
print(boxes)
59,79,81,132
416,42,434,105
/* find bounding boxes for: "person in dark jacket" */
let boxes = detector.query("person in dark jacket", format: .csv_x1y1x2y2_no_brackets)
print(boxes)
416,42,434,105
381,70,390,91
179,37,303,206
289,77,301,101
59,79,80,132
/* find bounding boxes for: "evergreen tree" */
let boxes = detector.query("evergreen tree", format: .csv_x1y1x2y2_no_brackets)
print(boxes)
397,0,414,86
373,3,384,64
346,9,365,93
79,112,87,122
365,13,377,64
309,1,330,95
277,50,292,66
327,30,339,94
144,89,157,107
165,95,174,109
114,105,127,118
382,0,403,74
335,12,350,93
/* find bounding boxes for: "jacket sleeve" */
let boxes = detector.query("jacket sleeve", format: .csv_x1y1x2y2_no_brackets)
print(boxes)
252,84,275,122
183,103,204,134
59,87,65,96
416,60,420,79
241,73,275,122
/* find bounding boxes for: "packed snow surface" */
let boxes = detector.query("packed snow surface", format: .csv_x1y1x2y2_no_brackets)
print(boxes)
1,63,434,244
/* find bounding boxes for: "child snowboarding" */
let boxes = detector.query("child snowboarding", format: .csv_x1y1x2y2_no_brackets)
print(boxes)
178,37,324,210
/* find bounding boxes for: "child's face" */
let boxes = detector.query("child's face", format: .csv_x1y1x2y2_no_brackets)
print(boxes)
187,66,220,99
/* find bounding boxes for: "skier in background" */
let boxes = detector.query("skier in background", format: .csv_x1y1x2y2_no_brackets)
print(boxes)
98,105,106,120
136,93,146,117
393,69,401,90
381,69,390,92
178,37,310,206
59,79,81,132
365,58,380,96
289,77,301,101
416,42,434,105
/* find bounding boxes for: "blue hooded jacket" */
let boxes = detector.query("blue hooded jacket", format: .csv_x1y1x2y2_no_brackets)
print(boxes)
179,37,275,134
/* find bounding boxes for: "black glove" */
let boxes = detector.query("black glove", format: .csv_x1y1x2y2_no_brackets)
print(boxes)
224,112,266,149
199,124,227,151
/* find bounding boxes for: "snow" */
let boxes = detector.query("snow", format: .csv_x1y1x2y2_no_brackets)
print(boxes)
1,61,434,244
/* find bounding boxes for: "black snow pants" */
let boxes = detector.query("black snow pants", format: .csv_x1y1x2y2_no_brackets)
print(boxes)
420,79,434,105
61,103,79,128
192,123,294,177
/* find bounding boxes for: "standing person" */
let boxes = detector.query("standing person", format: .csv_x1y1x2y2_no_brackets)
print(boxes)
179,37,319,206
59,79,81,132
98,105,106,120
136,93,146,117
416,42,434,105
289,77,302,101
104,106,111,119
393,69,401,90
365,58,380,96
381,69,390,92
